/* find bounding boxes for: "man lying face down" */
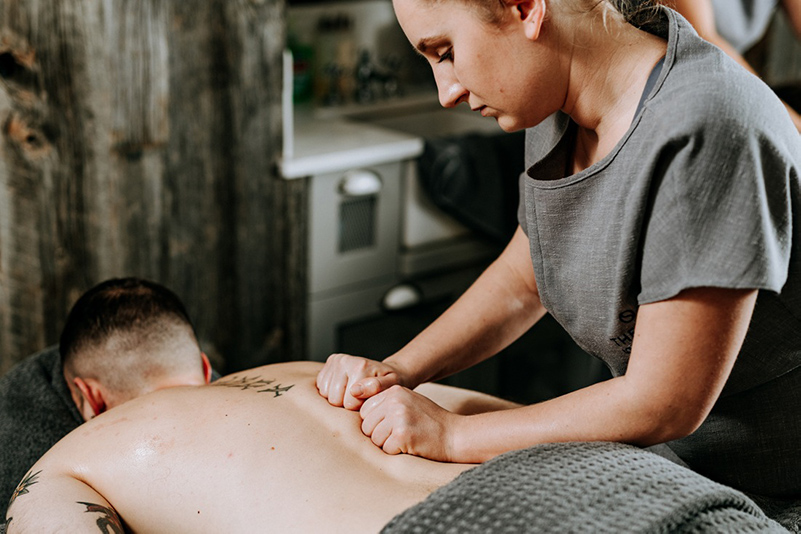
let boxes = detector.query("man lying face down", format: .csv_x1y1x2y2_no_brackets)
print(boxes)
5,358,794,533
0,278,212,517
3,361,518,532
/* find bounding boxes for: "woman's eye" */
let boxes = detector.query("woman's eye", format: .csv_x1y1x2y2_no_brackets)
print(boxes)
437,48,453,63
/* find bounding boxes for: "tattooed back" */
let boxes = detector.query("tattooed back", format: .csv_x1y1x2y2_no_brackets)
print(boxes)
4,361,473,533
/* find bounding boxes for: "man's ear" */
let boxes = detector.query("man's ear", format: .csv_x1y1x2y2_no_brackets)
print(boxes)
508,0,547,41
201,352,213,384
73,377,108,421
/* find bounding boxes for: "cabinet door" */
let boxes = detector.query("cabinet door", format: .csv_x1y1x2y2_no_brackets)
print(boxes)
308,160,403,295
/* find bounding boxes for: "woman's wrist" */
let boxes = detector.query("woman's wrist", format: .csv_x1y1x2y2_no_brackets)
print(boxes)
446,413,500,464
382,353,424,389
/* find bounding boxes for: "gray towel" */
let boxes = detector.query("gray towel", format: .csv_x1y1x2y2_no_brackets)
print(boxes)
383,441,790,533
0,346,82,519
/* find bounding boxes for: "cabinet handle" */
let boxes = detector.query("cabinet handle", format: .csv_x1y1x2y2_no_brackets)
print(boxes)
382,283,422,311
339,170,382,197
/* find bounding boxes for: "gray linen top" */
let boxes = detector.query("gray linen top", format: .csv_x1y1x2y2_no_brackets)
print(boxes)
518,8,801,497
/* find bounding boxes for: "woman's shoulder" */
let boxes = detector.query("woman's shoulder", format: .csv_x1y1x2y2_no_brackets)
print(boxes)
651,6,786,133
644,50,793,153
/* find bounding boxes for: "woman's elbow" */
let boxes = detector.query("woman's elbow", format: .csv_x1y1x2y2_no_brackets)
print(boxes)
628,398,710,447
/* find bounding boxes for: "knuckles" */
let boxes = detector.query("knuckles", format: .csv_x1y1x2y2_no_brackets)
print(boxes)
326,353,373,376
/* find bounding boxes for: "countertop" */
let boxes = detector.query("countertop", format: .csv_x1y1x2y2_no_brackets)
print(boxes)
278,96,437,180
279,114,424,179
278,91,503,179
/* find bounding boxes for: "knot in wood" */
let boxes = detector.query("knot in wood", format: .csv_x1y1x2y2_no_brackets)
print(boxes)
4,112,51,159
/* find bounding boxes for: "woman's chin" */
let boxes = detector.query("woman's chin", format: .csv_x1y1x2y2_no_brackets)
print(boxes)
495,116,524,133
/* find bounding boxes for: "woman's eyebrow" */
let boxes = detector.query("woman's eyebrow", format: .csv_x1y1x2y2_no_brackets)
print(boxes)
416,35,448,55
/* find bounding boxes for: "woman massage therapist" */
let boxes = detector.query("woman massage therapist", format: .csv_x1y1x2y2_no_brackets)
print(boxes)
316,0,801,497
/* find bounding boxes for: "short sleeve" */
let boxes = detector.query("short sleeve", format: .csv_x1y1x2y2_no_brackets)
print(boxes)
638,124,794,304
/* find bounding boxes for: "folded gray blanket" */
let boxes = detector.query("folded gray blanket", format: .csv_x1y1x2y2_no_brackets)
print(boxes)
382,442,789,533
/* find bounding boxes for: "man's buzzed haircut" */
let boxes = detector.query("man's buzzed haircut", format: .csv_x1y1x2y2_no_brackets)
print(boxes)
59,277,200,395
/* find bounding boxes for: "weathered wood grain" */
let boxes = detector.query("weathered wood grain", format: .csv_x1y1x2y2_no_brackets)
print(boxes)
0,0,305,375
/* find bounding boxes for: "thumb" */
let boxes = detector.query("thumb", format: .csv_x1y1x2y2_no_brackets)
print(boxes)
351,375,397,398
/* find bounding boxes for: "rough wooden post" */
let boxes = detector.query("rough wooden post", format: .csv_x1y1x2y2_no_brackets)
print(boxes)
0,0,306,375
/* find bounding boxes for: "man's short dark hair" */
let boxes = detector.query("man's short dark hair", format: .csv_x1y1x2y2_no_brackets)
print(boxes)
59,277,200,395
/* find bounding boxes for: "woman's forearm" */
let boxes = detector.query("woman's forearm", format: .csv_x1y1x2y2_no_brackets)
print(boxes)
386,227,546,386
449,375,681,463
447,287,756,463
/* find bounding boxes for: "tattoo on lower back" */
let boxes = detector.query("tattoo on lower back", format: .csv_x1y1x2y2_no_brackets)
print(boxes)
78,502,124,534
7,470,41,509
213,375,295,397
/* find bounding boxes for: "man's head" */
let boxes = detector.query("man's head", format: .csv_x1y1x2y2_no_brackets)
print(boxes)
60,277,212,420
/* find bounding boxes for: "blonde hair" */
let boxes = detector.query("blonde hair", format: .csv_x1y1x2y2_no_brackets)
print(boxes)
422,0,659,27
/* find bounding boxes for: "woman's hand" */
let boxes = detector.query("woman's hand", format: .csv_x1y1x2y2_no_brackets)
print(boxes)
317,227,542,412
316,353,409,410
359,385,463,462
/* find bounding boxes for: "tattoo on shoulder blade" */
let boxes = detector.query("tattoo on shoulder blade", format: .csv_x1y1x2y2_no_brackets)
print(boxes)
213,375,295,397
7,470,41,508
78,502,124,534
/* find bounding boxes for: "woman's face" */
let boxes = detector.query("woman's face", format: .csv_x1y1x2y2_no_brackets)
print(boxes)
392,0,565,131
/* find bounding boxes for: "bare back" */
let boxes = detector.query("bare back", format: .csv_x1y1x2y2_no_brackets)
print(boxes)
6,362,479,533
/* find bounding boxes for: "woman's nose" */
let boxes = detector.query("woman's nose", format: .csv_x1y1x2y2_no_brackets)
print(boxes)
436,75,468,108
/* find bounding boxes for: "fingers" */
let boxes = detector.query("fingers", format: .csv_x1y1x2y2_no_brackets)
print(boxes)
315,357,346,406
359,388,385,437
358,385,458,461
316,353,401,410
360,388,405,455
316,353,359,408
352,374,398,399
361,396,390,448
342,386,366,411
327,377,349,407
